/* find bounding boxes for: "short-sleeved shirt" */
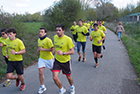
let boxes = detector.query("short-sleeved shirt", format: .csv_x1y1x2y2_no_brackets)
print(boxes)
54,35,74,63
90,29,105,46
98,25,106,33
86,23,90,29
83,23,87,27
76,26,89,42
0,37,9,56
38,37,54,60
70,25,79,35
6,38,25,61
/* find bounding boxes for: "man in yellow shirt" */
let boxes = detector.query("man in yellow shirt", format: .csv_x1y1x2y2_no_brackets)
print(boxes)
98,20,107,50
0,29,11,87
90,23,106,68
6,28,26,91
37,27,54,94
70,21,79,49
86,21,90,31
76,19,89,62
52,24,75,94
102,21,105,26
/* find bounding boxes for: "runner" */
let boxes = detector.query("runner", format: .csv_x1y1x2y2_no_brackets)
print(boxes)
0,29,11,87
37,27,54,94
116,22,125,41
52,23,75,94
98,20,107,50
75,19,89,62
90,23,106,68
70,21,79,49
86,21,90,31
102,20,105,26
6,28,26,91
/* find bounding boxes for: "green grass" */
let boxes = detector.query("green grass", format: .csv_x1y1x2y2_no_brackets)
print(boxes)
106,22,140,84
0,22,72,80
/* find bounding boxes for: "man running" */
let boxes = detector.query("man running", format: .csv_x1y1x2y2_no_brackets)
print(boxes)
0,29,11,87
90,23,106,68
76,19,89,62
98,20,107,50
52,23,75,94
70,21,79,49
6,28,26,91
37,28,54,94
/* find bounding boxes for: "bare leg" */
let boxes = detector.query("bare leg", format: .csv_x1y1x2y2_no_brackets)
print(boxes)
7,73,17,80
17,74,24,84
66,75,73,86
53,72,62,89
39,68,45,85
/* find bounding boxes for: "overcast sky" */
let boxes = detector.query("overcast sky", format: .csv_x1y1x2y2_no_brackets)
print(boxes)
0,0,139,14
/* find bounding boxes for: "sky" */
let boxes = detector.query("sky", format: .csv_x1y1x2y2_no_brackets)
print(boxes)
0,0,139,14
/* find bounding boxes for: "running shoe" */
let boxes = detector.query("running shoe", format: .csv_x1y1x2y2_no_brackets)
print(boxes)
95,63,99,68
20,83,26,91
70,86,75,94
3,80,11,87
82,58,86,62
38,86,47,94
103,45,105,50
59,88,66,94
78,55,82,61
16,78,20,87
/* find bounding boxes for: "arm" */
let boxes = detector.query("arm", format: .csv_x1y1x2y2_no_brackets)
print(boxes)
90,36,93,41
6,48,9,58
11,49,26,55
98,36,106,43
52,48,55,55
57,48,74,55
0,43,3,47
122,26,125,33
38,47,54,52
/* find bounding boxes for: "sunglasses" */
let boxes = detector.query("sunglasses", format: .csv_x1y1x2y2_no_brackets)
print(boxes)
1,33,5,35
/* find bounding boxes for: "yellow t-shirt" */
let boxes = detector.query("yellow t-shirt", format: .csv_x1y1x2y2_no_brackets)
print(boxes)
90,29,105,46
38,37,54,60
83,23,87,27
70,25,79,35
98,25,106,33
54,35,74,63
103,21,105,25
6,38,25,61
76,26,89,42
0,37,9,56
87,23,90,29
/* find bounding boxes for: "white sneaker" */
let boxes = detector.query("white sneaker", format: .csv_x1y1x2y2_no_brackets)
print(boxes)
59,88,66,94
70,86,75,94
38,86,46,94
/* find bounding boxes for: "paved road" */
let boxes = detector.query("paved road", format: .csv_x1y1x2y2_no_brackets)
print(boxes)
0,29,140,94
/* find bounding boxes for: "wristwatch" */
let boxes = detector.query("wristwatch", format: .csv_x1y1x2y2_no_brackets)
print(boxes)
15,52,17,55
63,52,65,55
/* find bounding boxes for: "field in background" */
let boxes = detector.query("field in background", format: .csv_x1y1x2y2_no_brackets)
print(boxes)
0,22,72,82
105,22,140,84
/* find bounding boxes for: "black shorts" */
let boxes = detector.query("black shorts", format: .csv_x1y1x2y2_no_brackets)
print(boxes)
52,59,72,76
3,56,8,64
92,44,101,54
73,34,77,42
7,61,24,75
